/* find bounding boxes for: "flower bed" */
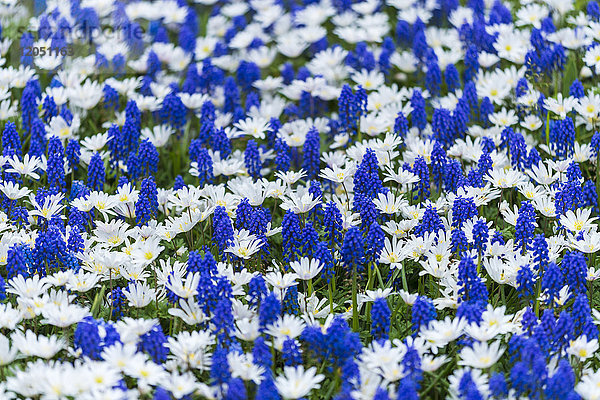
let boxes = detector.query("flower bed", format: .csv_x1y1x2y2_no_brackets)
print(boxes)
0,0,600,398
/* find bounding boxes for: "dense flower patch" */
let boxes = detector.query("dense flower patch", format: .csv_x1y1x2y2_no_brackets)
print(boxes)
3,0,600,398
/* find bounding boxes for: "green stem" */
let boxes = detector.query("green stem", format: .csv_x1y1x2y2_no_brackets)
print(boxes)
421,361,455,398
352,264,359,332
328,281,334,313
546,112,551,148
390,295,401,324
401,263,408,292
375,265,385,288
108,270,113,320
591,273,595,309
366,263,374,323
534,263,544,318
341,182,351,209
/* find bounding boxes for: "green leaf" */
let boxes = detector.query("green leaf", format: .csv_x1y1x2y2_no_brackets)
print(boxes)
91,286,106,318
562,53,578,96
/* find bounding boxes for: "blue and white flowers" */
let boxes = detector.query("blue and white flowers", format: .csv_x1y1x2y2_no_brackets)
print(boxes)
2,0,600,398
